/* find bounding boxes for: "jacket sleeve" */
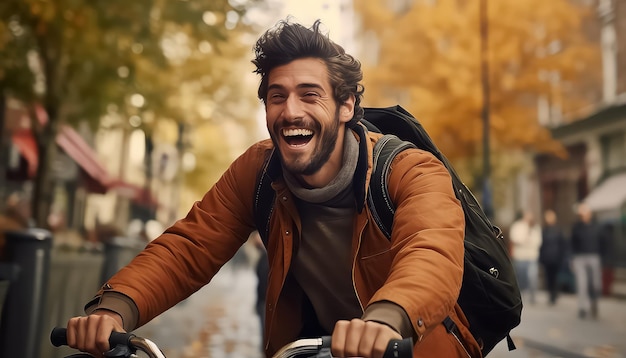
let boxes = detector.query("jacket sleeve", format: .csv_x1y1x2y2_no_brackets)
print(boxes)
85,142,271,328
362,301,413,338
367,148,465,341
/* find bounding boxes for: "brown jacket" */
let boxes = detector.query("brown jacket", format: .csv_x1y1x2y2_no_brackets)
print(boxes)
89,126,482,357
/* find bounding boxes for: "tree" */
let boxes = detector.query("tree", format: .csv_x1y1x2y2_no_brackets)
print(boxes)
0,0,261,226
354,0,600,171
164,32,266,214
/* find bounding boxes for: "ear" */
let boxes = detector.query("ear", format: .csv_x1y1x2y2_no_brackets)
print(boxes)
338,94,355,123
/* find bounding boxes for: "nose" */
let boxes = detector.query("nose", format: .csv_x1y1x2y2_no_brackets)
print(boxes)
282,95,305,121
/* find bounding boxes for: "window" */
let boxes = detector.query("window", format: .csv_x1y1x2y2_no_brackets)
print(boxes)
601,131,626,173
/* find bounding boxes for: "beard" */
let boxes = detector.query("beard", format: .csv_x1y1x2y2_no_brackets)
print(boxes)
271,109,341,176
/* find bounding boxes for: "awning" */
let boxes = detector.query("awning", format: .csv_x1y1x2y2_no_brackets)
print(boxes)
584,173,626,213
5,102,156,204
9,124,113,190
8,120,157,205
54,126,158,206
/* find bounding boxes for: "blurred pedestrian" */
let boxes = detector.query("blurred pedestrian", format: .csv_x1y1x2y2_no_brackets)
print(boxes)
539,209,567,305
570,203,603,319
510,210,542,305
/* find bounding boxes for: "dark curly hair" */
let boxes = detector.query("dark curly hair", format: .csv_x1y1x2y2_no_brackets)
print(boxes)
252,19,365,122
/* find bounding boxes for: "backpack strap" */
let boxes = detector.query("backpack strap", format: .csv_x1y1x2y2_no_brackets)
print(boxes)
368,135,416,239
254,148,281,247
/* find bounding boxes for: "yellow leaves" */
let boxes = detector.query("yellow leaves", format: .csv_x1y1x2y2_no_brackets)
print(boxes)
355,0,599,160
28,0,55,21
353,0,394,32
152,118,179,144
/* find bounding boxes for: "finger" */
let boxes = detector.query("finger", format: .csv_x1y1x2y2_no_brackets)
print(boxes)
85,315,104,356
66,317,79,348
74,317,88,352
332,320,350,357
370,331,391,358
371,323,402,358
93,315,113,354
358,321,380,358
344,319,365,357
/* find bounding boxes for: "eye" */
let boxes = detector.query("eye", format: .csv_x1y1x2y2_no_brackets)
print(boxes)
302,92,320,102
268,93,285,103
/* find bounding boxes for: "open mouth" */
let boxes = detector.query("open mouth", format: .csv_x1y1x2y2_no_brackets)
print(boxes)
282,128,314,147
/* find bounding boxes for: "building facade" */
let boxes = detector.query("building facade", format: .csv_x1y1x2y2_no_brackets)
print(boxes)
534,0,626,295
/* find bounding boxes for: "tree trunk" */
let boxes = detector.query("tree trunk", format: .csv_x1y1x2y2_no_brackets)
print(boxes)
32,24,62,228
31,104,58,227
0,93,8,206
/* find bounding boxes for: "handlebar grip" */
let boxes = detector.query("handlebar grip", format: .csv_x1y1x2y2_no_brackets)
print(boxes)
384,337,413,358
50,327,68,347
50,327,136,349
108,331,136,348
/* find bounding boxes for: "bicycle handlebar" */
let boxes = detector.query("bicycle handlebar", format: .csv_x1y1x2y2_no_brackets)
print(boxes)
273,335,413,358
51,327,166,358
51,327,412,358
51,327,135,349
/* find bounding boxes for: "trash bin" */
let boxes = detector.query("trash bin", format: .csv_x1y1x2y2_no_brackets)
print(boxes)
0,228,52,358
0,279,9,326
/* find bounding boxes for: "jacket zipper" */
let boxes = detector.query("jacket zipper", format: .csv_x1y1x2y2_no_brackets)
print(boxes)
351,219,367,312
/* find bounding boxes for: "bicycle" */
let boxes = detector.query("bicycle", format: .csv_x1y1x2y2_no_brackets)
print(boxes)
51,327,413,358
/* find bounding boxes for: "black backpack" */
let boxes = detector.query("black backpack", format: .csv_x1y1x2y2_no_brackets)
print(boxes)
254,105,522,356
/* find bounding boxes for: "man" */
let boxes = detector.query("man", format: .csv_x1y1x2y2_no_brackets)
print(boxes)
65,20,481,358
539,209,567,305
570,203,603,319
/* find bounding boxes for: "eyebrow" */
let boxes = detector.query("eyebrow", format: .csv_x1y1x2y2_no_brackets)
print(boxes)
267,83,325,92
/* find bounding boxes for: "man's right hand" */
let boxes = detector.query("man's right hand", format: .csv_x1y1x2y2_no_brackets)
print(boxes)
66,310,125,358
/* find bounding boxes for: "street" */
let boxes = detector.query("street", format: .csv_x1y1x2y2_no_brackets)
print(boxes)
489,290,626,358
133,249,626,358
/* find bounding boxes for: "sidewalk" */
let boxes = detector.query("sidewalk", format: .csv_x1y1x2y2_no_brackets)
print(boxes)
488,291,626,358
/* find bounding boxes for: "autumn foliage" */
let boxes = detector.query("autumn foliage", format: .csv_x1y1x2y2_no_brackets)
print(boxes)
354,0,600,161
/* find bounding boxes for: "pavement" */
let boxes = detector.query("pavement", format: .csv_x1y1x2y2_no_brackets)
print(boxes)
132,247,626,358
488,291,626,358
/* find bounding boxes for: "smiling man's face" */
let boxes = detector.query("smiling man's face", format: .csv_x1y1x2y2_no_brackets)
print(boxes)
265,57,354,187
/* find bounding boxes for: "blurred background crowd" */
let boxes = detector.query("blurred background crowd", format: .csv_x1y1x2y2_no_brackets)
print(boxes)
1,0,626,357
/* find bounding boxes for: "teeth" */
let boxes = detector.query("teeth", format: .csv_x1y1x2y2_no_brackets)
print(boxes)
283,128,313,137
